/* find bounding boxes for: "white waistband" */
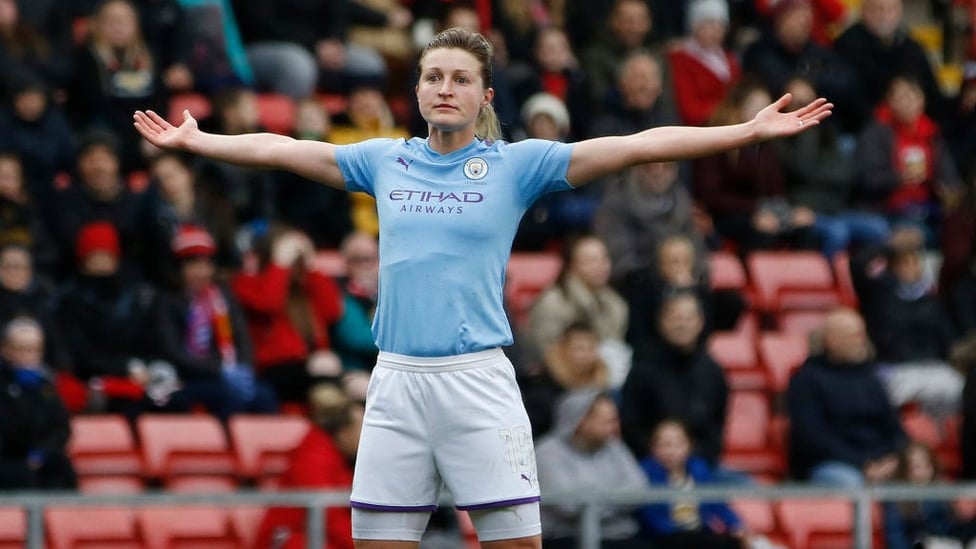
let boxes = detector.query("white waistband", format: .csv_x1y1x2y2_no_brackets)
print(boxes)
376,348,505,372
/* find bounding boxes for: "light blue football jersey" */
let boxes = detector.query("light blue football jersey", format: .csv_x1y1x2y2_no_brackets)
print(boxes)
335,137,574,356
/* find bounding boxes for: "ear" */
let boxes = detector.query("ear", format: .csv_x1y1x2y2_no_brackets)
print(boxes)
483,87,495,108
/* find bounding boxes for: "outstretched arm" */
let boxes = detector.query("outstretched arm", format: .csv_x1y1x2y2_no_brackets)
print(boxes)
133,110,346,189
566,94,832,186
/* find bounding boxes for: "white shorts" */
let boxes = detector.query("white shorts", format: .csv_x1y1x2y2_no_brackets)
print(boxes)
350,348,540,538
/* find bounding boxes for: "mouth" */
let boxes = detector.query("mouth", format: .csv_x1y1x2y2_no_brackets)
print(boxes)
433,104,457,110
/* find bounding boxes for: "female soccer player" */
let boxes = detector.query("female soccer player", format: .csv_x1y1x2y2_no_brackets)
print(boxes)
134,26,830,549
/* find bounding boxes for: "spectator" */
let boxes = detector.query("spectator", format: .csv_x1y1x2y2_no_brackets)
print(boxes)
668,0,741,127
275,99,353,249
882,441,976,549
255,383,363,549
774,77,890,258
694,79,817,252
134,0,194,94
521,322,611,438
590,51,678,139
625,235,744,342
67,0,167,172
850,227,963,416
0,317,76,490
145,151,240,287
620,292,730,470
196,87,276,224
0,75,75,208
330,231,379,373
0,244,71,373
834,0,946,128
742,0,865,132
0,153,58,276
510,26,589,141
11,0,72,83
50,130,149,281
330,86,410,238
787,308,907,487
54,222,157,416
536,388,650,549
0,0,71,97
582,0,658,110
173,0,254,93
232,227,344,403
231,0,405,97
148,224,277,420
526,235,630,384
754,0,847,46
592,161,704,288
855,75,961,245
637,419,754,549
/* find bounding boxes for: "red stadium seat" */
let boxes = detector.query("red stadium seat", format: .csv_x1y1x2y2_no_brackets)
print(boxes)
731,500,787,545
721,392,784,480
166,475,240,493
505,252,562,328
77,476,144,495
317,93,349,116
228,415,311,482
0,508,24,549
832,252,859,308
746,251,844,313
757,332,810,393
68,415,143,478
169,93,213,122
139,506,238,549
776,499,853,549
46,507,140,549
136,414,237,481
778,309,829,336
901,410,942,448
256,93,297,135
229,507,266,549
707,331,765,391
709,251,748,292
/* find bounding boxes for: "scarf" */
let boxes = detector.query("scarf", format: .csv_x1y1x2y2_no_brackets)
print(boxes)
186,284,236,366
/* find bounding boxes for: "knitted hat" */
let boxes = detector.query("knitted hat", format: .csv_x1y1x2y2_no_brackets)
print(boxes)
172,225,216,259
520,93,570,134
770,0,812,19
75,221,120,263
688,0,729,28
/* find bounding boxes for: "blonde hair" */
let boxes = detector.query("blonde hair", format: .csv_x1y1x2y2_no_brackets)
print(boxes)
419,27,502,142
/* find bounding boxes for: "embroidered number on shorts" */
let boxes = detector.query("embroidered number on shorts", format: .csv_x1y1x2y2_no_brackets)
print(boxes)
498,427,534,473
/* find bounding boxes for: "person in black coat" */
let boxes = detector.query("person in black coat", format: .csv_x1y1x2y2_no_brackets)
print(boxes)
787,308,907,486
620,291,729,468
0,316,76,490
850,227,963,415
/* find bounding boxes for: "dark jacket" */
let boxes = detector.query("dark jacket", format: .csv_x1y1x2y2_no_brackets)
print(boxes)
774,123,857,214
851,244,955,363
620,340,728,464
834,22,947,125
0,104,75,201
0,362,70,460
787,354,907,478
693,143,786,217
148,284,254,380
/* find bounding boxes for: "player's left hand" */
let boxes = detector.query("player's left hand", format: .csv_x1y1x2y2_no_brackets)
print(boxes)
753,93,833,141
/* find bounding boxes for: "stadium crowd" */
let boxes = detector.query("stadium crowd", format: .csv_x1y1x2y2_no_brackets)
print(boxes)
3,0,976,546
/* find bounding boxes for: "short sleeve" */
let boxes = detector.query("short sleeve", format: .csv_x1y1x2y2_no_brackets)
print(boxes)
503,139,575,205
334,138,398,196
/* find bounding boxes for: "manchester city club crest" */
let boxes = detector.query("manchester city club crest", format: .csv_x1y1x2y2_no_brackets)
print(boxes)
463,157,488,180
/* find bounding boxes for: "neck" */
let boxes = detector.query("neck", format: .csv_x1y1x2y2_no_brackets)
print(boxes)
427,126,477,154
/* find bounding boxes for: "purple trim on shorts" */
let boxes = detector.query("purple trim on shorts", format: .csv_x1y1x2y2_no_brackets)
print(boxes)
455,496,541,511
350,501,438,512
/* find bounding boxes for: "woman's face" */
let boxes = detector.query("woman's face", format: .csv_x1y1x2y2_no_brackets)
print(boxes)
348,88,387,126
97,0,139,48
416,47,493,134
658,240,695,286
181,257,215,293
563,331,600,373
0,158,23,201
692,20,726,50
0,248,31,292
651,423,691,470
151,156,193,204
570,238,611,288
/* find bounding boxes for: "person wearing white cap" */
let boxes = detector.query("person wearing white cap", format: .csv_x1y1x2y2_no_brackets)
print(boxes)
668,0,741,126
519,93,571,142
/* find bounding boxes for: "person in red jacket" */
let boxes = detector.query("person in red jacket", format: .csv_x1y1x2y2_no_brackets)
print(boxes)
255,383,363,549
232,227,344,403
668,0,742,127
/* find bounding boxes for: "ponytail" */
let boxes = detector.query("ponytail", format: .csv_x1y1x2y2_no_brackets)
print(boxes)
476,104,502,142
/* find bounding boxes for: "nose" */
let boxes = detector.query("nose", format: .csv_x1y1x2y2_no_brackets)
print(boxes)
437,80,454,96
